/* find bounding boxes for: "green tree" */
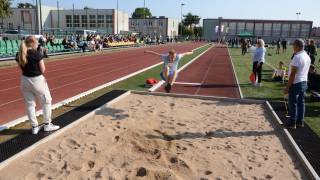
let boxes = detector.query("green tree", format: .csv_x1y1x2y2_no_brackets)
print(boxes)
0,0,12,20
17,2,34,8
194,26,203,37
84,6,91,10
183,13,201,28
132,8,152,19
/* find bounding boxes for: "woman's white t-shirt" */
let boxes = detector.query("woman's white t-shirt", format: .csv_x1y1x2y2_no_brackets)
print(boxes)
288,51,311,84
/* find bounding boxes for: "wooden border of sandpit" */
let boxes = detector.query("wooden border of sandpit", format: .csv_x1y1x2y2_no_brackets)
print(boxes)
0,90,319,180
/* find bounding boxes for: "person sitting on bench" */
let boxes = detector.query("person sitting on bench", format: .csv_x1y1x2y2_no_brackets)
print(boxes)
308,64,320,92
272,61,287,82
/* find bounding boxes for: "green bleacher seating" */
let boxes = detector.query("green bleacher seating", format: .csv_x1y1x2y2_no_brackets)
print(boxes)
6,40,14,56
0,40,6,56
11,40,19,55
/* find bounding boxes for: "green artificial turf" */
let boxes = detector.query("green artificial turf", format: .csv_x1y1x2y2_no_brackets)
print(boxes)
229,47,320,137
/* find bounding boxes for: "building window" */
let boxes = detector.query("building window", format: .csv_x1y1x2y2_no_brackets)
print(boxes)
66,15,72,27
301,24,310,38
89,15,96,28
254,23,263,36
149,21,153,26
281,24,290,37
106,15,113,28
291,24,300,37
159,21,163,27
272,23,281,37
263,23,272,36
97,15,104,28
81,15,87,28
73,15,80,27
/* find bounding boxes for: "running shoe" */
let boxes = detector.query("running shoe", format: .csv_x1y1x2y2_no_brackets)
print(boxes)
32,126,40,135
165,83,172,93
44,123,60,132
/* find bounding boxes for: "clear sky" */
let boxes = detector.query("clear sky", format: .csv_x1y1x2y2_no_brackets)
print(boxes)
11,0,320,26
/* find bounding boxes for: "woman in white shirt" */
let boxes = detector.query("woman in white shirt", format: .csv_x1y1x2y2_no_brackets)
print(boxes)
252,39,266,87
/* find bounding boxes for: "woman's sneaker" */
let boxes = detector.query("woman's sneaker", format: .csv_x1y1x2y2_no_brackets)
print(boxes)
44,123,60,132
32,126,40,135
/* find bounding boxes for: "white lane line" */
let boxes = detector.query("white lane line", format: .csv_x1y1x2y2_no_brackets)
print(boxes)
227,48,243,99
149,44,212,92
195,50,215,95
174,82,202,86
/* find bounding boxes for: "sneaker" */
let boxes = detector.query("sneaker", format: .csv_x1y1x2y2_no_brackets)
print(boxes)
296,123,304,128
32,126,40,135
164,83,171,93
257,83,262,87
44,123,60,132
285,124,296,129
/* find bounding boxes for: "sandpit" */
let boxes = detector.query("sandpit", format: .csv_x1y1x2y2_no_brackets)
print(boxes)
0,93,307,180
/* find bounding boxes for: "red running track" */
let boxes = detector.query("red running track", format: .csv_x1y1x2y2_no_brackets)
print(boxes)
0,42,205,125
158,47,240,98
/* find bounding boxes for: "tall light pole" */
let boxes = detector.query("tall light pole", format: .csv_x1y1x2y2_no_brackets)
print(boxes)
143,0,146,19
180,3,185,38
296,12,301,20
57,0,60,29
117,0,119,34
35,0,41,34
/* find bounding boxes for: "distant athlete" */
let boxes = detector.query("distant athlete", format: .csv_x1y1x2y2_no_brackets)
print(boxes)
145,49,193,92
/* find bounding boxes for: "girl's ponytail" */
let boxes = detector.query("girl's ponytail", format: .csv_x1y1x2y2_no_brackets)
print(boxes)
18,40,28,67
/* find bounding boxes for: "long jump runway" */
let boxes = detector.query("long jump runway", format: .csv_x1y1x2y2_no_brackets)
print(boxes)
0,42,205,125
158,47,240,98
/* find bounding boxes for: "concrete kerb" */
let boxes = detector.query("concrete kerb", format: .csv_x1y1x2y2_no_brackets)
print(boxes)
148,44,213,92
0,43,207,131
227,48,244,99
0,91,132,171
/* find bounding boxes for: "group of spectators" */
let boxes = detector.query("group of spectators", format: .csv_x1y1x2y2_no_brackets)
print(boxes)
37,33,139,54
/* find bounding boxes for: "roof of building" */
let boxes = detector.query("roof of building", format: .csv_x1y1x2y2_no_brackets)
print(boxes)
203,18,313,24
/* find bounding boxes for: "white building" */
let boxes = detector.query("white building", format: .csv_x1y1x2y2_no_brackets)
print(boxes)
0,6,129,34
129,17,179,38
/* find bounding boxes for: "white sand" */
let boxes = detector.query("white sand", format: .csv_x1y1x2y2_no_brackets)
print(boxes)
0,94,307,180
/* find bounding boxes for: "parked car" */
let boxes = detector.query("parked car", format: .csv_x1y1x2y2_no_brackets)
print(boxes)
1,30,30,40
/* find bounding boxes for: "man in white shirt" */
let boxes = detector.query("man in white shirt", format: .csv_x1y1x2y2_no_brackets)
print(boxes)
284,39,311,129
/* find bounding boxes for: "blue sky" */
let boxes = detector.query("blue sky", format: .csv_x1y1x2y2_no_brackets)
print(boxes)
12,0,320,26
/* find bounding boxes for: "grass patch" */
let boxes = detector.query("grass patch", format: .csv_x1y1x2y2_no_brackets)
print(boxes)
0,44,211,143
230,47,320,137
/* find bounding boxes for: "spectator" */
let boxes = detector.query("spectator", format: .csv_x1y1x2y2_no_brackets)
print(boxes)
240,38,247,55
308,39,317,64
276,39,281,54
308,64,320,91
252,39,266,87
38,36,48,58
284,39,311,129
16,36,60,134
281,39,287,53
272,61,286,82
62,37,73,49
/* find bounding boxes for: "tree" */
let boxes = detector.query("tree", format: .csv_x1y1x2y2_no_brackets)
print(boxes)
84,6,91,10
132,8,152,19
0,0,12,20
183,13,201,28
17,2,34,8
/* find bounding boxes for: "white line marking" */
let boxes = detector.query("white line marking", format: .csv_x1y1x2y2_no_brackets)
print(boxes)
174,82,202,86
149,44,212,92
227,48,244,99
